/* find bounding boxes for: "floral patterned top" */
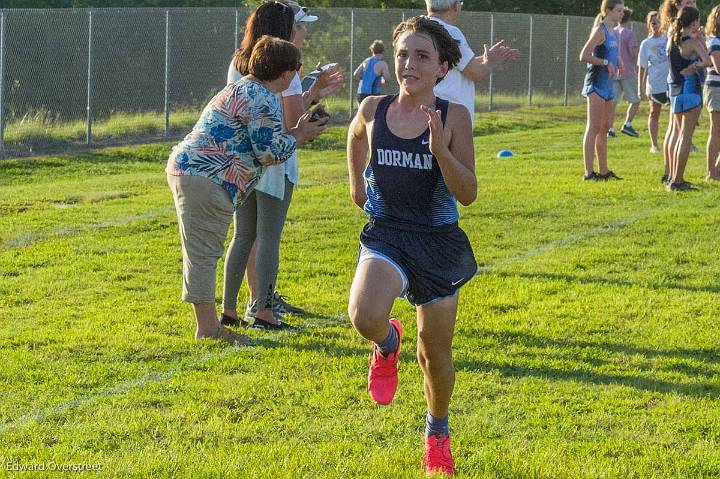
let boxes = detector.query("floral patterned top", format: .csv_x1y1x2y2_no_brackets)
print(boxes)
166,77,297,205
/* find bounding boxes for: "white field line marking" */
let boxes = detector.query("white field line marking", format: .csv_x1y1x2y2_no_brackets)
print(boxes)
0,347,240,435
1,206,174,250
476,211,653,275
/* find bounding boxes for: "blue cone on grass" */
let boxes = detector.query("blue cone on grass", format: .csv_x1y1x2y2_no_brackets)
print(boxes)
497,149,513,158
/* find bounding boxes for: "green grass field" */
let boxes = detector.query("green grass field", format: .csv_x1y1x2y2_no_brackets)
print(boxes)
1,105,720,478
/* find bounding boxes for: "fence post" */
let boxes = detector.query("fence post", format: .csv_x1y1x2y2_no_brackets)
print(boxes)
164,10,170,137
528,15,533,106
0,10,5,157
563,17,569,107
401,10,405,22
235,9,239,51
349,9,355,120
488,13,494,112
86,9,93,146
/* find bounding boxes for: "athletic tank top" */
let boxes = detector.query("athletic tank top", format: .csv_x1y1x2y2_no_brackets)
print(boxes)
669,36,698,87
358,57,382,95
584,23,619,88
364,95,459,227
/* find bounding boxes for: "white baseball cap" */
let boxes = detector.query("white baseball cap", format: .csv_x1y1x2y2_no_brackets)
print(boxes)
290,3,318,23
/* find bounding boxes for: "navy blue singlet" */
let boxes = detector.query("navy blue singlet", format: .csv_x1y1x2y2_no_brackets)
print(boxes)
363,95,458,228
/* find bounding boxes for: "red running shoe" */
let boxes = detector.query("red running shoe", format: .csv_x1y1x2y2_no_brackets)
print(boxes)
367,318,403,405
423,434,455,476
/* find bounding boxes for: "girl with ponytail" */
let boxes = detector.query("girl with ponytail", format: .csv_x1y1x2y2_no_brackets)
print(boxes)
665,6,711,190
659,0,697,184
579,0,625,181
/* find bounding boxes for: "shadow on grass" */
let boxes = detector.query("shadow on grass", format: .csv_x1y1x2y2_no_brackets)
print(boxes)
456,328,720,398
495,270,720,295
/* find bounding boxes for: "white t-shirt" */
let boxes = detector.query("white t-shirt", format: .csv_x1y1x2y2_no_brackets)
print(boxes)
227,62,301,199
429,16,476,121
637,35,669,95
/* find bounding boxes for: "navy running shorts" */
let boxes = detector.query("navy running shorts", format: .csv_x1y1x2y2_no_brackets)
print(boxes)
358,218,478,306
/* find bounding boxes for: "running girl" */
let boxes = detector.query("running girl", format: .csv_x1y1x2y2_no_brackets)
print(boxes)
346,15,476,476
580,0,625,181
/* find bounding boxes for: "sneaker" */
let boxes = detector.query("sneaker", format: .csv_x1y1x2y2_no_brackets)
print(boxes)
621,124,639,137
272,291,306,316
691,144,699,153
666,181,694,191
245,301,295,330
583,171,599,181
650,146,661,153
598,170,622,180
661,174,669,184
368,318,403,405
607,128,616,138
423,434,455,476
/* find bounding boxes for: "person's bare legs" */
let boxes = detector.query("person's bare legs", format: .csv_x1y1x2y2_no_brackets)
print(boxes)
348,259,404,343
672,107,702,183
596,98,612,175
648,100,662,150
706,111,720,180
663,110,676,178
609,96,618,133
625,101,640,127
416,294,458,420
584,94,607,176
667,114,682,180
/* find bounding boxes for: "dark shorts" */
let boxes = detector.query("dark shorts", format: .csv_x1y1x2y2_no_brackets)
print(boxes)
358,218,478,306
650,92,669,105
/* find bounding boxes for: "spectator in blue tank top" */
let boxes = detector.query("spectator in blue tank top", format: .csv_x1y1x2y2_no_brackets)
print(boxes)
580,0,626,181
354,40,391,105
347,16,478,476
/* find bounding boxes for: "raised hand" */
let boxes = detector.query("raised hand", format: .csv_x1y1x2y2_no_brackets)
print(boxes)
419,104,448,159
483,40,520,71
310,62,345,100
293,110,328,144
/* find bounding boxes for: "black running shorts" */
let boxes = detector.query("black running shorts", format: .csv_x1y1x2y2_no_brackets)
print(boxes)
358,218,478,306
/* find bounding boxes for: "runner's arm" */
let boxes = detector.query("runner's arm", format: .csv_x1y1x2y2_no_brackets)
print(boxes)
347,98,376,208
422,103,476,206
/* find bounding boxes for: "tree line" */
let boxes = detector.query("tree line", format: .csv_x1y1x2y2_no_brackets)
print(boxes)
4,0,718,24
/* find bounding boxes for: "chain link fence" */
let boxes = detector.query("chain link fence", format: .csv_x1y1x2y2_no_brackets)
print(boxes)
0,8,647,158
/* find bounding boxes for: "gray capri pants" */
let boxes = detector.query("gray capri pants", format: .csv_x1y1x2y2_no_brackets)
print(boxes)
167,173,234,304
222,177,294,311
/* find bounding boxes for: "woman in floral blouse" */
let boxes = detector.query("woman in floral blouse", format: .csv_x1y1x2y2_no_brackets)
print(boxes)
166,36,327,344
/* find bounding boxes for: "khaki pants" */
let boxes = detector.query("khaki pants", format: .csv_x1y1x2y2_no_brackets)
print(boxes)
167,174,234,303
705,85,720,113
